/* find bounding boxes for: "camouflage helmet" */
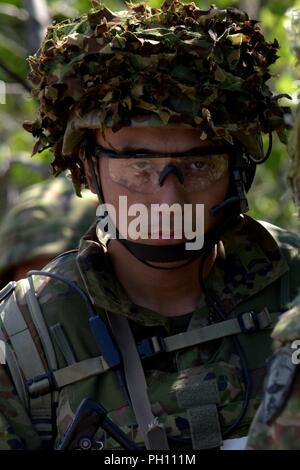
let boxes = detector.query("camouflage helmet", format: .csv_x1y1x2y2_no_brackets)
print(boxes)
23,0,290,195
0,177,97,278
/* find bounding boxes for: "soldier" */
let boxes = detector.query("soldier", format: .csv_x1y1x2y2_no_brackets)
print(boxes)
246,294,300,449
246,16,300,449
0,0,298,450
0,177,97,289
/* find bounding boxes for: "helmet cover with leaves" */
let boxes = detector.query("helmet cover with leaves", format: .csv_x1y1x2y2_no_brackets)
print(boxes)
23,0,290,195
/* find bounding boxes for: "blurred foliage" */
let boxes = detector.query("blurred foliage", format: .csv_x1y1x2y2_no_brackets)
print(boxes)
0,0,299,233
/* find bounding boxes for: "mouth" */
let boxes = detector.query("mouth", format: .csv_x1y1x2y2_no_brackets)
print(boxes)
146,230,185,245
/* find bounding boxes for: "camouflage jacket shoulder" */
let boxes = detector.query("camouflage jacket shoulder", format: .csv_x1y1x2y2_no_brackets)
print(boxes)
271,301,300,346
246,225,300,450
254,221,300,345
246,301,300,450
258,220,300,291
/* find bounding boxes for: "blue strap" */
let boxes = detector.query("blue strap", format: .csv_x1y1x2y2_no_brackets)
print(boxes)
89,315,121,368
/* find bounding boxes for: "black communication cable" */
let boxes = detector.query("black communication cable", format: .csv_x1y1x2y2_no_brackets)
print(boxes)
197,253,252,438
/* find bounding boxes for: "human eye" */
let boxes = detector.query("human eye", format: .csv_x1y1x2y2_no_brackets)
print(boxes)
129,159,152,171
189,153,228,172
190,160,209,170
188,158,210,172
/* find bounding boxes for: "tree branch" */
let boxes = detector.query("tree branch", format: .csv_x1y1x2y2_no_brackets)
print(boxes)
23,0,51,55
239,0,261,20
0,59,31,93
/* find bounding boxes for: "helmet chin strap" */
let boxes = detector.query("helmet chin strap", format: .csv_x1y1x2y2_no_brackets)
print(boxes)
83,144,248,270
117,210,239,266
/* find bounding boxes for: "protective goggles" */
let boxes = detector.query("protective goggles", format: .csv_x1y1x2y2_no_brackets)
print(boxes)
92,144,230,194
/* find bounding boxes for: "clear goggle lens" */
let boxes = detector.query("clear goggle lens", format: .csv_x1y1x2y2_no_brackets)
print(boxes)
106,154,229,193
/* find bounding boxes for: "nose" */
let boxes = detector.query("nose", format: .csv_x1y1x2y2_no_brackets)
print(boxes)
156,170,187,205
159,163,184,187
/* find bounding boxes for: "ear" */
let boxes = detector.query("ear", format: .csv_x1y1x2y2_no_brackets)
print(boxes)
79,147,97,194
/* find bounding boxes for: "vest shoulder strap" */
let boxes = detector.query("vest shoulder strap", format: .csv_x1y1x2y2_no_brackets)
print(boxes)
0,276,113,446
0,279,53,446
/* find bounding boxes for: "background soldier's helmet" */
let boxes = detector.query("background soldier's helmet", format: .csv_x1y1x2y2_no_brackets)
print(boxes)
23,0,290,195
0,177,97,284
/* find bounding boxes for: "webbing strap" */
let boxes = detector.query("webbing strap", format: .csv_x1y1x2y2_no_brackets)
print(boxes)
106,311,170,450
22,277,58,372
28,309,279,395
51,323,77,366
176,372,222,450
163,309,278,353
0,327,28,409
27,355,110,397
27,309,279,397
0,287,52,439
187,404,222,450
176,373,220,408
54,356,110,388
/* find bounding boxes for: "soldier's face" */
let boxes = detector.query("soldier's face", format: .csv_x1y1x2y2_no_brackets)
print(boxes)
91,127,230,245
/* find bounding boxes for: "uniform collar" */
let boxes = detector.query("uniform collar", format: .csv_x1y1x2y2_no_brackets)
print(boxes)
204,215,288,313
76,215,288,330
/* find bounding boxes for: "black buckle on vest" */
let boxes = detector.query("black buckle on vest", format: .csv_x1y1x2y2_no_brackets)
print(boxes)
238,311,260,333
137,336,166,360
27,370,57,398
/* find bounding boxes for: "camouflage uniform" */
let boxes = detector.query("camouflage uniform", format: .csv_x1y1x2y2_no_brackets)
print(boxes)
0,215,300,449
246,299,300,450
0,0,296,451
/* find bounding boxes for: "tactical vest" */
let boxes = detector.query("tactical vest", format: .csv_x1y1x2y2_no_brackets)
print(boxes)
0,220,299,450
